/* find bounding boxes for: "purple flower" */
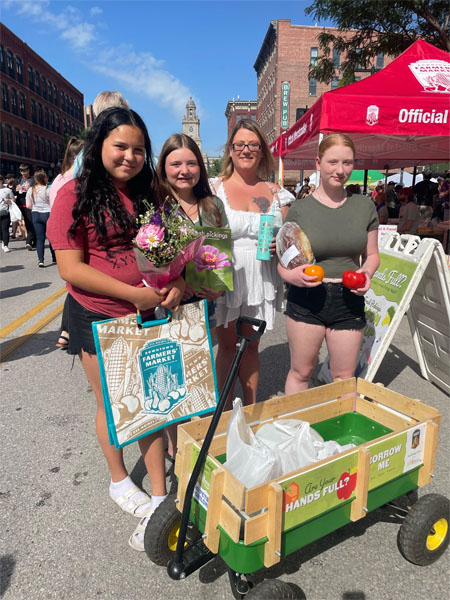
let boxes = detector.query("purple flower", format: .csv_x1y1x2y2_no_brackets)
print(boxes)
193,245,230,271
150,211,163,226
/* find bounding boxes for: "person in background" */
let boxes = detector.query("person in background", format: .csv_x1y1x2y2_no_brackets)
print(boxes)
15,164,36,250
278,134,379,393
0,175,14,253
413,170,438,225
397,187,420,235
209,120,295,406
47,107,185,552
375,190,388,224
50,137,84,209
371,183,383,202
5,173,24,239
26,170,55,268
386,181,399,218
73,91,129,177
50,137,85,349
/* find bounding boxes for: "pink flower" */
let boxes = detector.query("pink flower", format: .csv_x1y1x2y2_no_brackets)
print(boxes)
193,245,230,272
135,223,165,250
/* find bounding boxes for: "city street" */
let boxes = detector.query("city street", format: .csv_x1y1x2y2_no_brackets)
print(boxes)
1,239,449,600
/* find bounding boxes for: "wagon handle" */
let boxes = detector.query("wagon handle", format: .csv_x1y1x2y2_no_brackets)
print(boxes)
167,317,266,580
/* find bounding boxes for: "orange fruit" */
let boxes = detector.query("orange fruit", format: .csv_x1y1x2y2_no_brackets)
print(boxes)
304,264,325,281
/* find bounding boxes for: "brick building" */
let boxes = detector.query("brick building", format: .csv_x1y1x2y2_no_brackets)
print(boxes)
0,23,84,178
225,98,258,139
254,20,392,148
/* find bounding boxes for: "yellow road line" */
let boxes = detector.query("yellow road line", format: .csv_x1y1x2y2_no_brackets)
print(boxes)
0,287,66,338
0,301,65,363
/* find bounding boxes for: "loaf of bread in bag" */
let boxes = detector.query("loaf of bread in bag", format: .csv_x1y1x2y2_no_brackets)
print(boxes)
276,222,314,269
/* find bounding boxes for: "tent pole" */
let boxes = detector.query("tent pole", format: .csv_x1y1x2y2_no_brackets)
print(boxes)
412,166,417,187
363,170,368,195
278,155,284,187
317,132,323,188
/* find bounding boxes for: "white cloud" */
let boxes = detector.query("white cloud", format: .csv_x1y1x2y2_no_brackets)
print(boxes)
61,23,96,49
4,0,195,117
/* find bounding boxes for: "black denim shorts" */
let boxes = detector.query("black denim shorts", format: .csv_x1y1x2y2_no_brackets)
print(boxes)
67,294,111,356
285,282,366,331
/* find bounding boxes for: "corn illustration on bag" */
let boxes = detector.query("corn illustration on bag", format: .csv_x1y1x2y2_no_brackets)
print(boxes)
92,300,218,448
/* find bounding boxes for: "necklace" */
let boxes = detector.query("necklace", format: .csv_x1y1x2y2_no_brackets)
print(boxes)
178,199,200,224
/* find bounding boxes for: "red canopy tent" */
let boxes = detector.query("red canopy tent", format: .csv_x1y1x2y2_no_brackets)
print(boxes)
271,40,450,171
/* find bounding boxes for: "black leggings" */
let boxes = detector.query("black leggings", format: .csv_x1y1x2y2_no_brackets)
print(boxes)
0,212,11,246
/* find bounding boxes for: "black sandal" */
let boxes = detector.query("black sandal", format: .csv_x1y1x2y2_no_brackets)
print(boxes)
56,334,69,349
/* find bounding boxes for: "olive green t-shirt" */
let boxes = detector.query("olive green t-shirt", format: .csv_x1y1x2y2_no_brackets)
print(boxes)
196,195,229,228
284,193,379,278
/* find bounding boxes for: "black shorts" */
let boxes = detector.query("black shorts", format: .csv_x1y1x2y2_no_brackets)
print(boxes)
285,282,366,331
67,294,111,356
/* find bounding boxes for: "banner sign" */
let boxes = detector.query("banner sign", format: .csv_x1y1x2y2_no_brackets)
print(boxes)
280,451,359,531
355,253,419,377
367,422,427,490
281,81,290,130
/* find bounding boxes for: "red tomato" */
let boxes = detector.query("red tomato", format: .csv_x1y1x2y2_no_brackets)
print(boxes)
304,264,325,281
342,270,366,290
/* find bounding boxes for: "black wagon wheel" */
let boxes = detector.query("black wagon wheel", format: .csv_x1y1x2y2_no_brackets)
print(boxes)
144,495,185,566
245,579,303,599
398,493,449,566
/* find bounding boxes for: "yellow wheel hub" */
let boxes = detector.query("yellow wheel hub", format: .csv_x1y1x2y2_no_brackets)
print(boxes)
168,521,181,551
426,518,448,551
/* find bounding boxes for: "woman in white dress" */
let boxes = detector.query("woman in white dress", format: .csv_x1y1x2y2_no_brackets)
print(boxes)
210,120,294,406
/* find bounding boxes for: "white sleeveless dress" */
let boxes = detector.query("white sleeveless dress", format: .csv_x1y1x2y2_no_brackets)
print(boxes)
209,177,295,330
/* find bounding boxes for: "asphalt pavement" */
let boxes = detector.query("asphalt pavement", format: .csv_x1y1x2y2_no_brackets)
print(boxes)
1,237,449,600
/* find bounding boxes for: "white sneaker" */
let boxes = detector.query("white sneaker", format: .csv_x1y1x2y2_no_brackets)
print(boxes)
3,246,10,253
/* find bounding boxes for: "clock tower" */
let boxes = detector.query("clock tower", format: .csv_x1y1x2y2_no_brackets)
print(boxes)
182,97,202,151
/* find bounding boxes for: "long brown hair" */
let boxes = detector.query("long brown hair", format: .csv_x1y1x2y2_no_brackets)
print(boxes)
61,137,84,173
155,133,224,227
220,120,275,180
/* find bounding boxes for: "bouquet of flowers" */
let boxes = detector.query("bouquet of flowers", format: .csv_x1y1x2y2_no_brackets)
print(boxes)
133,198,204,289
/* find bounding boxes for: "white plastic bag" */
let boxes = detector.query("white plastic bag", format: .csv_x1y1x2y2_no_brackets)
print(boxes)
224,399,281,487
9,201,23,223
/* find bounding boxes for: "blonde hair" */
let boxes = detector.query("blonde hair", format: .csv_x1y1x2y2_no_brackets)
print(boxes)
318,134,355,160
92,91,129,118
220,120,275,180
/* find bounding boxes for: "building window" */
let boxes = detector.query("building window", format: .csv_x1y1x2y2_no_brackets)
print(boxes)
310,47,318,66
0,46,5,73
355,48,362,70
61,91,65,111
7,50,15,78
48,81,52,103
5,125,13,153
31,99,37,123
44,107,49,129
11,89,18,115
50,111,55,131
236,115,241,121
34,135,40,160
55,114,60,134
332,48,341,67
19,93,26,118
41,76,47,99
1,126,4,153
2,83,9,111
38,103,43,126
15,129,22,156
35,71,41,95
27,65,34,90
16,57,23,83
251,114,256,121
41,138,46,161
52,141,57,162
23,131,30,157
47,140,52,162
53,84,58,105
70,97,74,116
376,52,384,69
309,78,317,95
331,76,339,90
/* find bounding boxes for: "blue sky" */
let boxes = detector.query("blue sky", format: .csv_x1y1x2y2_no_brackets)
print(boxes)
2,0,331,155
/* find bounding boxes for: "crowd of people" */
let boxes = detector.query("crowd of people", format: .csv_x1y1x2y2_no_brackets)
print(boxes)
2,89,449,554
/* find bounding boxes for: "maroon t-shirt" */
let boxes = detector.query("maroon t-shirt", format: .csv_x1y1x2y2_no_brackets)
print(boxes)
47,179,145,317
